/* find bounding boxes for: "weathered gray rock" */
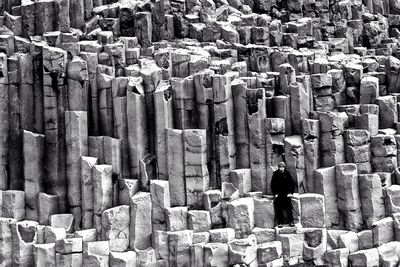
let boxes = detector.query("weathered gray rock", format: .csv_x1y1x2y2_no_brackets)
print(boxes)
300,194,325,228
254,197,275,228
168,230,193,266
101,205,130,252
372,217,394,246
228,234,258,266
204,242,229,266
348,248,379,267
150,180,170,231
130,192,152,250
314,167,338,228
12,220,38,266
83,241,110,266
359,174,385,229
227,197,255,238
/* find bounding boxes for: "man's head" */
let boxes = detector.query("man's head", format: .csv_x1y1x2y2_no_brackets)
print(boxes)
278,162,286,172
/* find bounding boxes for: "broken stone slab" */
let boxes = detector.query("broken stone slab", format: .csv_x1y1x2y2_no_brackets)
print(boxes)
314,167,339,228
360,76,379,104
81,156,98,229
2,190,25,221
338,231,359,253
348,248,379,267
324,248,349,267
130,192,152,250
303,228,327,265
93,165,113,237
222,182,240,201
359,174,385,229
377,241,400,266
335,163,363,231
171,76,196,129
252,227,276,244
372,217,394,246
272,95,292,135
253,197,275,228
136,247,157,267
38,226,66,244
257,240,282,265
82,241,109,266
209,228,236,243
101,205,130,252
150,180,170,231
55,252,82,266
11,220,38,266
110,251,137,266
23,130,44,222
188,210,211,232
73,229,97,243
152,230,169,261
228,234,257,266
191,242,205,267
117,179,139,206
319,111,348,134
376,96,398,129
300,194,325,228
103,136,122,178
371,156,397,173
229,169,252,197
165,206,188,232
204,242,229,267
38,193,59,226
168,230,193,266
34,243,56,266
138,154,157,192
387,185,400,214
166,128,186,207
358,230,373,250
227,197,255,238
0,218,16,265
276,233,304,261
50,214,74,233
371,134,397,157
290,82,310,135
193,232,210,244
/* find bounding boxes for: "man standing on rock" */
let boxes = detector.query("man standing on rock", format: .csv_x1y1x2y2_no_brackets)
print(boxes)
271,162,295,228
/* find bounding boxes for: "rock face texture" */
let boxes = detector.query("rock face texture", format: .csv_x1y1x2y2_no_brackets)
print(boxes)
2,0,400,266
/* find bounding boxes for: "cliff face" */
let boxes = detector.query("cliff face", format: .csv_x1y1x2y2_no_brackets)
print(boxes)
0,0,400,266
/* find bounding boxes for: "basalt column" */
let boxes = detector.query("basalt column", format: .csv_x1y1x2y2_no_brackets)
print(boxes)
213,74,236,186
0,54,8,190
43,46,68,212
247,88,267,193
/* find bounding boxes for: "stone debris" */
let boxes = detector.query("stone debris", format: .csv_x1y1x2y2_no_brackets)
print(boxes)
3,0,400,266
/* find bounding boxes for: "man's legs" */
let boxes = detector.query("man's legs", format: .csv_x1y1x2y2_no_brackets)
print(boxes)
274,196,284,225
285,196,294,225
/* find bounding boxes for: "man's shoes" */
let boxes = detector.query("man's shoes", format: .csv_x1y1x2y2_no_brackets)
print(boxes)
277,224,283,228
289,222,295,227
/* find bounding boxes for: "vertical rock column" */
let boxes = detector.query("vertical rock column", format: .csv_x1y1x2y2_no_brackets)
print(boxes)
319,111,347,167
0,53,8,190
11,220,38,266
290,81,310,135
171,76,197,129
23,130,45,221
54,0,70,32
127,77,148,178
183,129,209,209
371,134,397,173
35,0,55,35
248,88,267,193
18,53,34,132
92,165,113,238
66,56,88,111
359,174,385,229
69,0,84,30
96,68,115,137
8,54,23,189
43,46,68,212
166,129,186,207
376,95,398,129
265,118,285,195
284,135,306,193
101,205,130,252
336,163,363,231
232,79,250,169
214,74,236,185
343,129,371,174
194,69,217,186
154,81,174,180
130,192,152,250
21,0,35,38
81,156,98,229
31,41,45,134
80,52,99,136
65,111,88,230
302,119,320,192
0,218,15,265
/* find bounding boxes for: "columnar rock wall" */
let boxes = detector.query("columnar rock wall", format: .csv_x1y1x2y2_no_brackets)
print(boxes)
1,0,400,266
